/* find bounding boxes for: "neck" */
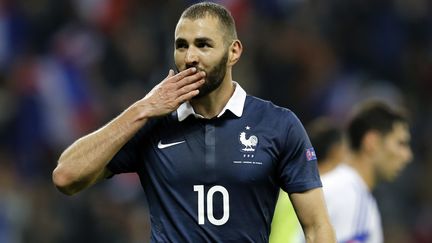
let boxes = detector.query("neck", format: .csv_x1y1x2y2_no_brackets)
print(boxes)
347,152,376,191
190,75,235,119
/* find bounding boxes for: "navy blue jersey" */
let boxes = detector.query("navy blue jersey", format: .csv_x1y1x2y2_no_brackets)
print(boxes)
107,84,321,242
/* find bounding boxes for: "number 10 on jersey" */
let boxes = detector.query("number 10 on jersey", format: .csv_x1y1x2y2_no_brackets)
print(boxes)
193,185,230,226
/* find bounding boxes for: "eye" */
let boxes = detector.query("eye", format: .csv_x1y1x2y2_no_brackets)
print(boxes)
196,42,211,48
175,39,188,50
176,42,188,49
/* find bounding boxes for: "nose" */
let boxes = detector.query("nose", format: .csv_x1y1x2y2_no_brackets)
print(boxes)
185,47,199,67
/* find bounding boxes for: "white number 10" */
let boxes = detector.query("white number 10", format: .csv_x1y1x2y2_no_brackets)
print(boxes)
193,185,230,226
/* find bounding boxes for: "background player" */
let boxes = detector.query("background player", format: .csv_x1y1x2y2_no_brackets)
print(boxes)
321,100,412,242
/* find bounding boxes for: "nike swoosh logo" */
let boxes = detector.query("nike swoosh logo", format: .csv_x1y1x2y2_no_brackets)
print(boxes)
157,140,186,149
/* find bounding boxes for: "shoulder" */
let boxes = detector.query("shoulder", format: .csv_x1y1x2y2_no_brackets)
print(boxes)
322,165,359,190
245,95,292,113
245,95,300,124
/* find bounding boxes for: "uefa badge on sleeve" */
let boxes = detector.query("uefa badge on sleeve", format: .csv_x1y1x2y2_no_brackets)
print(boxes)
305,148,317,161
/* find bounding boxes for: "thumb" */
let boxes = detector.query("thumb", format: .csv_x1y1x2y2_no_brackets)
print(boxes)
166,69,175,78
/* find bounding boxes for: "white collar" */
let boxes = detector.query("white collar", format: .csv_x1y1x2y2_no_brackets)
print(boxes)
176,81,246,121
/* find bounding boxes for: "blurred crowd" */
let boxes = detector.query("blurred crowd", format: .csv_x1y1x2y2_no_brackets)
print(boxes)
0,0,431,242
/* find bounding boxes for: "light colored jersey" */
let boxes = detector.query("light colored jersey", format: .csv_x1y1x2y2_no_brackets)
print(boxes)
322,164,383,243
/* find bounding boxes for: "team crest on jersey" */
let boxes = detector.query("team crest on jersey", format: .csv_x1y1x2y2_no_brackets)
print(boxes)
233,126,262,165
239,126,258,152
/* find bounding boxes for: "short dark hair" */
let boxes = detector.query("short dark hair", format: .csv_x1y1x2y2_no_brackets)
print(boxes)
307,118,343,163
180,2,237,42
347,101,407,152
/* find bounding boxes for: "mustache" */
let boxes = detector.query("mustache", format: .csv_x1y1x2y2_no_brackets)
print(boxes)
185,64,197,69
185,64,205,73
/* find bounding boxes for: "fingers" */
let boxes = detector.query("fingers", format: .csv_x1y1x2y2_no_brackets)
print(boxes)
176,71,205,89
155,67,205,105
166,69,175,78
163,68,195,84
178,77,205,95
174,72,205,102
170,67,206,84
165,67,205,93
173,67,197,81
177,89,200,104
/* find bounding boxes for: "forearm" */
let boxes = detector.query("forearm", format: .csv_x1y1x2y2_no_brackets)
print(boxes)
52,68,204,195
304,221,336,243
290,188,336,243
53,103,148,195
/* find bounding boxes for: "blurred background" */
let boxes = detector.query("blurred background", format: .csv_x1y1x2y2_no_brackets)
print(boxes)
0,0,431,242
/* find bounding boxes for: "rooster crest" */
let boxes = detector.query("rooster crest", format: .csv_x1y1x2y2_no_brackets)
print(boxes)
239,132,258,152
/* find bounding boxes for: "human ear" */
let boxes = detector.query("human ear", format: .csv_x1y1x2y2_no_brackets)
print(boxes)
228,40,242,66
363,131,380,154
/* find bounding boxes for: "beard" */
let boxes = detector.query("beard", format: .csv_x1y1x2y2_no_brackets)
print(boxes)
177,50,229,99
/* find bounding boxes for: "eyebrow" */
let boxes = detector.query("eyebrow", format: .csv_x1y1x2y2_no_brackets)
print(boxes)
175,37,215,45
175,38,187,45
195,37,213,44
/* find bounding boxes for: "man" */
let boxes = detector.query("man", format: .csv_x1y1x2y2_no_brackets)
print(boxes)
307,117,347,175
270,117,346,243
322,101,412,243
52,2,335,242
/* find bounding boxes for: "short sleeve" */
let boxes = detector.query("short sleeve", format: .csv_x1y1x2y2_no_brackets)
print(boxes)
277,112,322,193
106,119,157,175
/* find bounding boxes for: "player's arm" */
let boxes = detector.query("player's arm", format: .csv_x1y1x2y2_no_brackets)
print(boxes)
52,68,205,195
290,187,336,243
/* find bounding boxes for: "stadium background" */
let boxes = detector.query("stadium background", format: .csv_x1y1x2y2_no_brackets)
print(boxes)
0,0,431,242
